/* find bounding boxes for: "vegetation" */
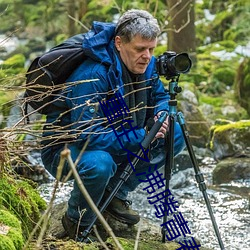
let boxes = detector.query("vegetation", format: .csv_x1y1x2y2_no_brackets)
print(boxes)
0,209,23,250
0,0,249,118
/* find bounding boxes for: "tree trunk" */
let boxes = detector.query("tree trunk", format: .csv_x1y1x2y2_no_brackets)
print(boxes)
78,0,88,20
67,0,76,36
167,0,196,62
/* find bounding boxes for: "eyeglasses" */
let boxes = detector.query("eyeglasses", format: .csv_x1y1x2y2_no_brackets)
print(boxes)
115,17,139,35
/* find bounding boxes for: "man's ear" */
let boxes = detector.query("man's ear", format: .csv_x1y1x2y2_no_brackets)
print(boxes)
115,36,122,51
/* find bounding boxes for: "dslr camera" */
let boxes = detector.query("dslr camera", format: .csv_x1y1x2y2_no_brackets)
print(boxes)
156,51,192,79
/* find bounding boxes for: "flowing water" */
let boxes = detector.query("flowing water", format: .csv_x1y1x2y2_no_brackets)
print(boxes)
38,156,250,250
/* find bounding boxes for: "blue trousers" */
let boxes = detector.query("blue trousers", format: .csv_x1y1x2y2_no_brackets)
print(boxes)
41,122,185,226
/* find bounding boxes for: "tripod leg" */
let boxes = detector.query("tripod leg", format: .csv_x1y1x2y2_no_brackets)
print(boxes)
177,112,225,250
81,150,142,240
162,114,175,243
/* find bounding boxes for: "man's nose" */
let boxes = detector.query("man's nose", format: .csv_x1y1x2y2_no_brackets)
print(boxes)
142,49,151,59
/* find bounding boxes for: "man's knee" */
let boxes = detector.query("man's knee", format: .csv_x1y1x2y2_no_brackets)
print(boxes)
77,150,117,181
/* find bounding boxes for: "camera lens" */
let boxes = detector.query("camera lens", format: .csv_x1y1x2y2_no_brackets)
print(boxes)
174,53,192,73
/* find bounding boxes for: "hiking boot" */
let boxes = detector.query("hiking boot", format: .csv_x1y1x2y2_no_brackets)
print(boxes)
105,196,140,225
61,213,97,243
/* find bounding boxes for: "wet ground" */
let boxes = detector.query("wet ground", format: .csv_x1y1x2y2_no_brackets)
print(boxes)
38,157,250,250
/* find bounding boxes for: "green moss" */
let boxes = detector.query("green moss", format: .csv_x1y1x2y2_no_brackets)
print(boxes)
84,244,100,250
116,238,134,250
1,54,25,69
0,235,16,250
209,120,250,150
199,95,224,107
0,175,47,239
199,90,248,121
209,10,234,41
0,54,26,86
0,91,17,108
0,209,21,229
153,45,167,57
0,209,24,249
55,34,68,45
214,119,232,126
213,120,250,133
7,228,24,249
217,40,237,51
213,67,235,86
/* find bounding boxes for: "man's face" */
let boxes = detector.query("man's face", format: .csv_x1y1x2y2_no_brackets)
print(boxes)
115,35,157,74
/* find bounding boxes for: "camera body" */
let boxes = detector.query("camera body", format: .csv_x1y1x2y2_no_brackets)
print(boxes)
156,51,192,79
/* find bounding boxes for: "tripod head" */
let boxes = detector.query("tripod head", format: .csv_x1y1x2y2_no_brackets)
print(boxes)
168,76,182,100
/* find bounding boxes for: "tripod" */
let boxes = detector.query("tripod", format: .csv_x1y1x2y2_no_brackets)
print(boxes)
161,77,225,249
82,76,225,249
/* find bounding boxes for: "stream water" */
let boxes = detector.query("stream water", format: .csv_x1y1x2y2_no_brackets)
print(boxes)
38,156,250,250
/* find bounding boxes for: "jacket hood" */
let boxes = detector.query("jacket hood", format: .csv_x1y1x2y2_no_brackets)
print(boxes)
82,21,116,65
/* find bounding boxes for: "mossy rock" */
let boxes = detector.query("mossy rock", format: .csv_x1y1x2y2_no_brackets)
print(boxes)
0,174,47,239
0,209,24,250
106,237,211,250
209,120,250,160
42,202,212,250
106,237,181,250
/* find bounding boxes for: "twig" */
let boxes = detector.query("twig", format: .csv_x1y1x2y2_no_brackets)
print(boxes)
134,220,142,250
68,14,89,31
93,225,109,250
61,148,124,250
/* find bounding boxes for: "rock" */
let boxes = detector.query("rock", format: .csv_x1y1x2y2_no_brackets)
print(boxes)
170,168,194,189
221,105,237,116
179,100,211,148
210,120,250,184
209,120,250,160
181,89,199,105
43,202,212,250
12,151,51,183
174,146,213,172
213,157,250,184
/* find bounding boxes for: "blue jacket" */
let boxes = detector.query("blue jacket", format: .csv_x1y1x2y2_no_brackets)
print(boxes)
44,21,170,156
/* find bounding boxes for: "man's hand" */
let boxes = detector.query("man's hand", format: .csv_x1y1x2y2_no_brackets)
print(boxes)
154,111,169,139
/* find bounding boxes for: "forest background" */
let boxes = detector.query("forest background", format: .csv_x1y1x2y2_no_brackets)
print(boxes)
0,0,250,124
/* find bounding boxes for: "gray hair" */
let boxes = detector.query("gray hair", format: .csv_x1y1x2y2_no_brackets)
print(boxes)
115,9,160,43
